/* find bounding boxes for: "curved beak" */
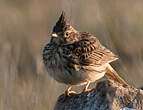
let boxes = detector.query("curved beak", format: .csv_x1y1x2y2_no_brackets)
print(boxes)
51,33,58,38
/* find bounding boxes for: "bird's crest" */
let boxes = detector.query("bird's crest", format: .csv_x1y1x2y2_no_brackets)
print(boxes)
53,11,67,33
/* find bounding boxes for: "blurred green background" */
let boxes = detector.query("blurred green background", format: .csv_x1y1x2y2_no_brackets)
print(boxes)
0,0,143,110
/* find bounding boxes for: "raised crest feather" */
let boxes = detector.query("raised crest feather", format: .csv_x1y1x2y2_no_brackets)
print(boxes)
53,11,67,33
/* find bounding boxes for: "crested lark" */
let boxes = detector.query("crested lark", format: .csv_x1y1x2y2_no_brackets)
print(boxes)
43,12,128,96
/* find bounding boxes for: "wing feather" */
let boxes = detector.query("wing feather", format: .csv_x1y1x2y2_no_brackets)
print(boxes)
62,33,118,66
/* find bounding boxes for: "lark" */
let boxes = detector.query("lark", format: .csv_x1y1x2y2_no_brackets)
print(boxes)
43,12,128,96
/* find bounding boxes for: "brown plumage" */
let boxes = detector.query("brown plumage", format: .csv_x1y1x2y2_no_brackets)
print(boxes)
43,12,128,96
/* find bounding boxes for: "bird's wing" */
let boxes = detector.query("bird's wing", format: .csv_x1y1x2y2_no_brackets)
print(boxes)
63,34,118,66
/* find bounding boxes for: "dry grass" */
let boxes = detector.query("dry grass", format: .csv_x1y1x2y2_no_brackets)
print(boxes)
0,0,143,110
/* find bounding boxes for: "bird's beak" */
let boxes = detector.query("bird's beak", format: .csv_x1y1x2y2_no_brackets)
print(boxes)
51,33,58,38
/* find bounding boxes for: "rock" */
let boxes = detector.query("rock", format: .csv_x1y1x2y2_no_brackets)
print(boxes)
54,80,143,110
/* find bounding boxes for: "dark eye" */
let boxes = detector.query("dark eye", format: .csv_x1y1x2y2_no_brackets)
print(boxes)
65,32,69,37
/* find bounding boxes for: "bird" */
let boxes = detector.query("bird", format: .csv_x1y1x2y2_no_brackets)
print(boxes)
43,11,128,96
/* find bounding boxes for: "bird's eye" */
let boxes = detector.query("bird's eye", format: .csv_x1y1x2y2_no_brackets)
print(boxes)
65,32,69,37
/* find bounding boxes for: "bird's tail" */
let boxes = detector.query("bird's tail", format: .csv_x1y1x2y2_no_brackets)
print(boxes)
105,64,128,86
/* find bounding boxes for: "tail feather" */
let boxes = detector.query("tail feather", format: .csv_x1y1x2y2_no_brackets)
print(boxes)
105,64,128,86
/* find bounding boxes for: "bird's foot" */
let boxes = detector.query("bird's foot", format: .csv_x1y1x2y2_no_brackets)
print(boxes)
82,88,91,93
65,90,77,97
82,81,91,93
59,90,77,102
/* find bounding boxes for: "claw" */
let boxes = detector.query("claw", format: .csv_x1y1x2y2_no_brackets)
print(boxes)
59,85,77,102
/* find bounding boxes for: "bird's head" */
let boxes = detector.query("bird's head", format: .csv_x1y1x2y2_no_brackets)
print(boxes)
50,11,79,46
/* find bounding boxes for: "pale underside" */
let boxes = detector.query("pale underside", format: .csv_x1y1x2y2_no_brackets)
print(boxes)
44,48,108,86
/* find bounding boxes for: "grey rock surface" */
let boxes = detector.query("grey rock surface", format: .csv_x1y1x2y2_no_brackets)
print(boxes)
54,80,143,110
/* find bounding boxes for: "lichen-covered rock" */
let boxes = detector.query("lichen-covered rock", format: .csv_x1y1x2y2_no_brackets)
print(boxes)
54,80,143,110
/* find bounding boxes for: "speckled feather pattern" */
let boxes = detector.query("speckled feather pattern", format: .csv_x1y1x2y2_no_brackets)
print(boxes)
42,12,127,86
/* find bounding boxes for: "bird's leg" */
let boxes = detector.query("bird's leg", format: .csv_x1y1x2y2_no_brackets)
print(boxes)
65,85,76,96
59,86,77,102
65,85,72,96
82,81,91,93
